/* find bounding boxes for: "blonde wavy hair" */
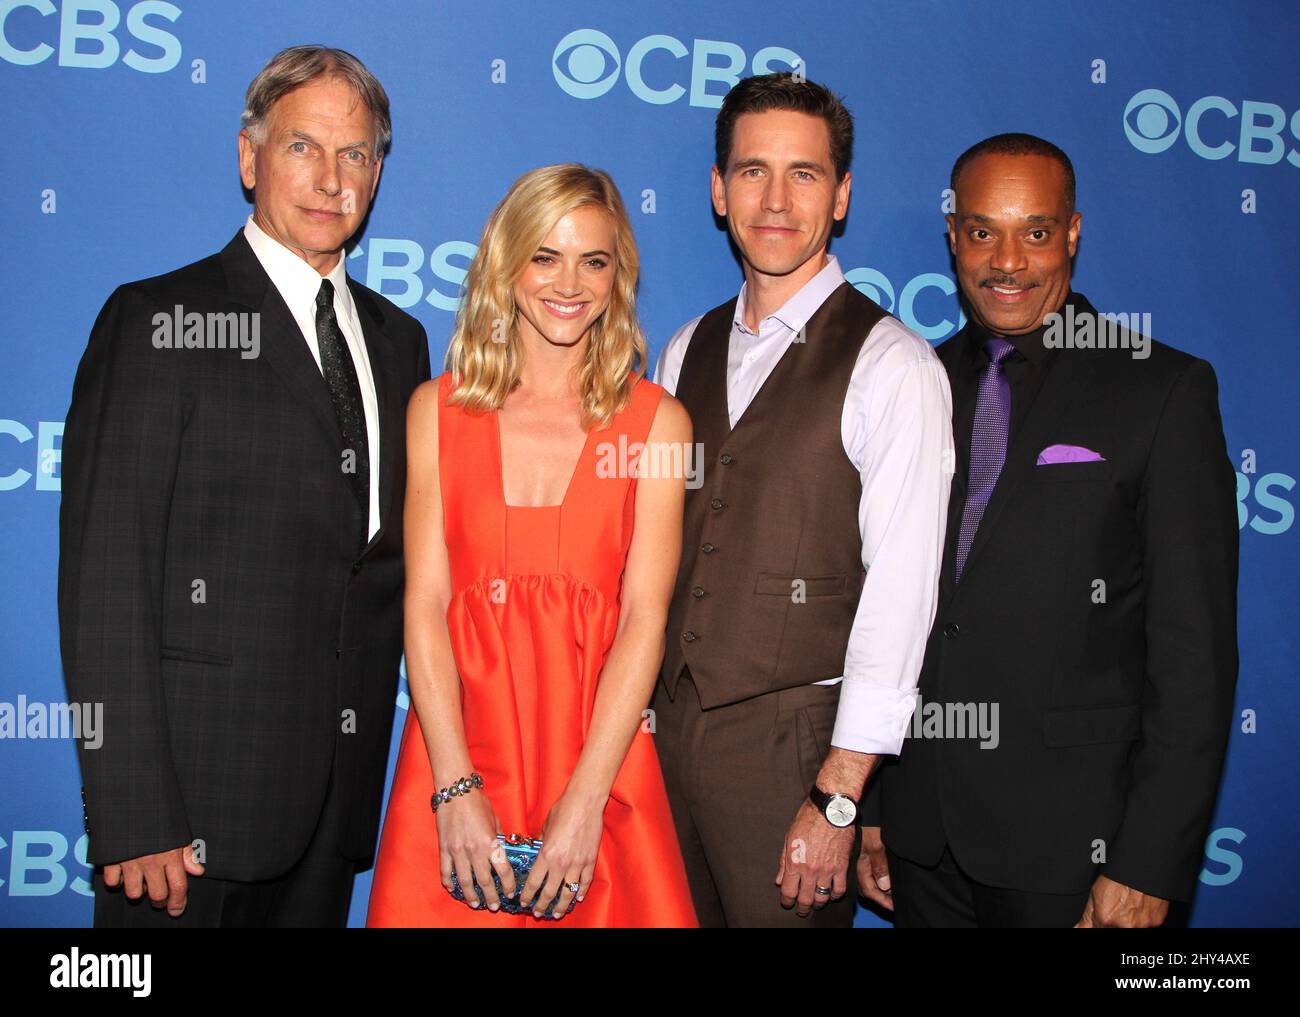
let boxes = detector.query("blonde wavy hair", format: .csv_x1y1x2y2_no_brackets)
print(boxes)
444,163,647,430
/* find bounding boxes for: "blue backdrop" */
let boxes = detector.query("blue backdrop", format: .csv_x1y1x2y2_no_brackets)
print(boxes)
1,0,1295,927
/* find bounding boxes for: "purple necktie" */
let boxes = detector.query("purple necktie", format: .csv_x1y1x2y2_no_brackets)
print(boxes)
954,338,1016,582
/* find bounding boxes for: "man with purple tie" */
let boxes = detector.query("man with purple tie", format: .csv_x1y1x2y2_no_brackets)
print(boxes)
857,134,1239,928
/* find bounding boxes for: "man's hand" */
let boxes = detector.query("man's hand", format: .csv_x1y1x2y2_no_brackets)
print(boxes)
103,843,205,917
1075,874,1169,928
773,746,875,917
856,825,893,911
775,800,858,917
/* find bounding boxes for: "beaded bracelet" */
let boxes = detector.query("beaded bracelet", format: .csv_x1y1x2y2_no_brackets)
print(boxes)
431,772,484,812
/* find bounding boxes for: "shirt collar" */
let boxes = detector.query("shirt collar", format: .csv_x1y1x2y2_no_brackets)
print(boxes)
733,253,845,336
243,214,355,322
964,290,1087,366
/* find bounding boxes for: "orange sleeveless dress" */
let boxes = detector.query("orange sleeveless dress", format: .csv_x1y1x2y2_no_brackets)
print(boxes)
366,372,697,927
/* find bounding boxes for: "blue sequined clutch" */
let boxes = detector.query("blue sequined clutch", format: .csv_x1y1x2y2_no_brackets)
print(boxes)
449,834,577,918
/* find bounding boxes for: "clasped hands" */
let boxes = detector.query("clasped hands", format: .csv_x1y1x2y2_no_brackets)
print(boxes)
437,786,603,920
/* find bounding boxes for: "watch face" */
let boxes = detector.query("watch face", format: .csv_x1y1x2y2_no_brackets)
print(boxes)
826,794,856,828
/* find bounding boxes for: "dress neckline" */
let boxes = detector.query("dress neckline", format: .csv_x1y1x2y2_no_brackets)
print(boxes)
492,407,595,510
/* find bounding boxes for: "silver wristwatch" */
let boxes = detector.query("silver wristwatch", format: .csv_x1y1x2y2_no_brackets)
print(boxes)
808,782,858,828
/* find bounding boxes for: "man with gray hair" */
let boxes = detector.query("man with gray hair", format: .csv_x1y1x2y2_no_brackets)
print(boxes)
59,46,430,926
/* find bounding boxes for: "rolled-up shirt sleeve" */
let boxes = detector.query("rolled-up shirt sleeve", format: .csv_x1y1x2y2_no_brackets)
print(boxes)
831,319,954,755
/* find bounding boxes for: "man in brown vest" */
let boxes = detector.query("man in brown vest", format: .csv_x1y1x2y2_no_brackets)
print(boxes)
652,72,954,927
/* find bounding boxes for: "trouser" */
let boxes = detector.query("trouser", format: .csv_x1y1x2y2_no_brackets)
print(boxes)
887,843,1092,928
651,669,860,928
93,755,358,928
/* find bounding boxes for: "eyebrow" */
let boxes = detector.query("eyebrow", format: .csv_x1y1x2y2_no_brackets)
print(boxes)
961,213,1060,225
536,245,612,258
731,156,828,174
285,129,371,150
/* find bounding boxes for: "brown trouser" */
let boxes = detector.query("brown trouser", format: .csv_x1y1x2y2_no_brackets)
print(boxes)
650,668,861,927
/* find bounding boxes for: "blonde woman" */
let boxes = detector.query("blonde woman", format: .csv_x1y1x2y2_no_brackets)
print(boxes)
366,164,697,926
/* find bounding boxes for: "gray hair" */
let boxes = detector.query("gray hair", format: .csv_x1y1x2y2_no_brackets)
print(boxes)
241,45,392,156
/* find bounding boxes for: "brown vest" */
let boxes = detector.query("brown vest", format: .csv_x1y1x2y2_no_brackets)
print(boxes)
662,280,890,708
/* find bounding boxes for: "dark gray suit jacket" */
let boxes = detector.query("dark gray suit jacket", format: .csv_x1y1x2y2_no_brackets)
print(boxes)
59,229,430,880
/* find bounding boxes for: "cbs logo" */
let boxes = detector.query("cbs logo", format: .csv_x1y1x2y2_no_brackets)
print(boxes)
0,0,181,72
0,419,62,491
1236,470,1294,535
552,28,800,109
352,238,475,312
1124,88,1300,167
845,268,964,343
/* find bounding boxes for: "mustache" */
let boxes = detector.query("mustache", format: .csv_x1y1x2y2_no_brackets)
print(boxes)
980,277,1039,289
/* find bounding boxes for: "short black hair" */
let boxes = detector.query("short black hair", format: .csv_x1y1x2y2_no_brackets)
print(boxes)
715,71,854,181
950,133,1076,211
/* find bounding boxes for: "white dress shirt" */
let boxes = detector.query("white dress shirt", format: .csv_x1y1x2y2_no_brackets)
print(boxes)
243,215,381,542
655,254,953,756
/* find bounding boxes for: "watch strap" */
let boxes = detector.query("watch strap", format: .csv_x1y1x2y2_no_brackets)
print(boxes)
809,782,858,814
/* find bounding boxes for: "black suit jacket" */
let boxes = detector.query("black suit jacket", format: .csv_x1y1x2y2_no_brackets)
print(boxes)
862,293,1238,902
58,229,430,880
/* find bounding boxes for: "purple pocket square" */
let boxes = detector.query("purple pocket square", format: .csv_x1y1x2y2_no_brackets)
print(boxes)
1037,443,1106,465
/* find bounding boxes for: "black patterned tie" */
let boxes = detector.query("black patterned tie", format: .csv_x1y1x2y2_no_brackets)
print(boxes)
315,279,369,526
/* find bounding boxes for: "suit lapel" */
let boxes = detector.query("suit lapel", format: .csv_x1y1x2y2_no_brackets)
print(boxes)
222,228,402,555
220,230,343,454
349,279,399,555
954,339,1104,586
936,334,974,602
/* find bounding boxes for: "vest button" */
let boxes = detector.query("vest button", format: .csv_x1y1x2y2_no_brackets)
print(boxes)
701,542,716,554
691,586,706,598
943,623,961,639
720,454,735,466
709,498,724,510
683,631,698,642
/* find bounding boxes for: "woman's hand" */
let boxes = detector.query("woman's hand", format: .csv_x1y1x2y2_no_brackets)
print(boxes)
436,790,517,911
519,792,604,919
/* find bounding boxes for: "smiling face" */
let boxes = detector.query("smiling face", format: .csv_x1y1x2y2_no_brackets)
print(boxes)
237,75,383,274
947,152,1081,336
512,204,617,351
711,109,850,280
